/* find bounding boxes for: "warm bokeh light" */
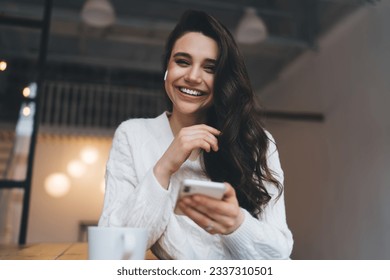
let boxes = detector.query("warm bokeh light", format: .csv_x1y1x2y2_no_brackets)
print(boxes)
0,61,7,71
80,146,99,164
67,160,86,178
44,173,71,198
23,87,31,97
22,106,31,116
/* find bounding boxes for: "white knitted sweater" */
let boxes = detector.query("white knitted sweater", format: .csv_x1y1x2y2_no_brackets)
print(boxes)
98,112,293,259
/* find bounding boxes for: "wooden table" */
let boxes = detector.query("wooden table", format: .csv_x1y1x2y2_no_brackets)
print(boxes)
0,242,158,260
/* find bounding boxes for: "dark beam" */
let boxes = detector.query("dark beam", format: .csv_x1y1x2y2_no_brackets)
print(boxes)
264,110,325,122
0,15,43,29
18,0,53,245
0,180,26,188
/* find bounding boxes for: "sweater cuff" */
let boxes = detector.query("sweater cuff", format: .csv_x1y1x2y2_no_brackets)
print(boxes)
221,209,259,250
137,167,172,208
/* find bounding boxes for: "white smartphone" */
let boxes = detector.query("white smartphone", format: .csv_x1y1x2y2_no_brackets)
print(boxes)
174,179,226,215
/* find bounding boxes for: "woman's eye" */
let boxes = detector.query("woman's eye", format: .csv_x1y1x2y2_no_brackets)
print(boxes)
204,65,216,73
175,59,190,66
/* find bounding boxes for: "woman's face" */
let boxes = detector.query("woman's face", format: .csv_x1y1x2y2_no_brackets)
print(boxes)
165,32,218,119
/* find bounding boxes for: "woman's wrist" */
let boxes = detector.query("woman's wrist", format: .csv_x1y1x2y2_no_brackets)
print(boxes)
226,208,245,235
153,161,172,189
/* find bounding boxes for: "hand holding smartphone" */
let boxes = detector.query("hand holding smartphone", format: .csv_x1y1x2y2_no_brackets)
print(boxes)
174,179,226,215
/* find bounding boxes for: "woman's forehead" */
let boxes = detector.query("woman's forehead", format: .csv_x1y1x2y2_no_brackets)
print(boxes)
171,32,219,60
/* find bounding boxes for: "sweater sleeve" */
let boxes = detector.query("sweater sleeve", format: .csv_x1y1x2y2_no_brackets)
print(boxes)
221,133,294,259
98,121,173,248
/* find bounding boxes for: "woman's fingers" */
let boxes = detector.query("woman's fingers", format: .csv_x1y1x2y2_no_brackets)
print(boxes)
178,184,244,235
181,132,218,152
185,124,221,136
154,124,220,188
178,198,222,234
177,126,220,154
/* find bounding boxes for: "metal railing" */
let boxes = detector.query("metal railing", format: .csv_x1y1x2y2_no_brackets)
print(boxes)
39,81,166,134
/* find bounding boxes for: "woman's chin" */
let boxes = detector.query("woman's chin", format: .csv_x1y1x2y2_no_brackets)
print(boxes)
173,103,210,115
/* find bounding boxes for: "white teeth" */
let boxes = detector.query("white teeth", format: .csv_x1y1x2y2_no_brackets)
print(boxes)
180,87,203,96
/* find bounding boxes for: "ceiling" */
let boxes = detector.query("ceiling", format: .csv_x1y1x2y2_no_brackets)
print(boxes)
0,0,371,123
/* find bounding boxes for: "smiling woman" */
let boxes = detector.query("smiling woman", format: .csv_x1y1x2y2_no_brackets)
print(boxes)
164,32,217,131
98,9,293,260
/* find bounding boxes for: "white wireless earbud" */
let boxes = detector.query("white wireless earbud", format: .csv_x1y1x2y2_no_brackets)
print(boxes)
164,70,168,81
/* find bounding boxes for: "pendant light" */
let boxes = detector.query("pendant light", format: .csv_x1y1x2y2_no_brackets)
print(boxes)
236,7,268,44
81,0,116,28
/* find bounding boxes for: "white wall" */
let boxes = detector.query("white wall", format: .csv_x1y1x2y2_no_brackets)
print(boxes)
260,1,390,259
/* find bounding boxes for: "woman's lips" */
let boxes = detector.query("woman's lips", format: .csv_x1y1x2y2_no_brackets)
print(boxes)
179,87,205,96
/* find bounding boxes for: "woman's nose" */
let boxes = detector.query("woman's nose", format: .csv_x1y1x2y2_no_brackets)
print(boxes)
184,67,202,84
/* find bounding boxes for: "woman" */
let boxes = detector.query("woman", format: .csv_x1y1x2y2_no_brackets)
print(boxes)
99,10,293,259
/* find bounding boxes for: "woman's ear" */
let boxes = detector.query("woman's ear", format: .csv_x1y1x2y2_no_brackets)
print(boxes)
164,70,168,81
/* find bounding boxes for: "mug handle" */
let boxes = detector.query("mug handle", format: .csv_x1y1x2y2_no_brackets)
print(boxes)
121,234,136,260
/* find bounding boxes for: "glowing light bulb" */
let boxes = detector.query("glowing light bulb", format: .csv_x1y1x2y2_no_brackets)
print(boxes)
80,146,99,164
44,173,71,198
0,61,7,71
23,87,31,97
22,106,31,116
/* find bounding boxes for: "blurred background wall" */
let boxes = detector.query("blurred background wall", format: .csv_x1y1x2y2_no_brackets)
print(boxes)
262,2,390,259
28,136,110,243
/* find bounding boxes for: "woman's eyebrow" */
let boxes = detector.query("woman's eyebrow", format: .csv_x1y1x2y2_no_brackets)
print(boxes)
173,52,191,59
205,58,217,64
173,52,217,64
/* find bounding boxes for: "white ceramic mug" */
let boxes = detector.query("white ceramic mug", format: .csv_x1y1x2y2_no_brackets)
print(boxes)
88,226,148,260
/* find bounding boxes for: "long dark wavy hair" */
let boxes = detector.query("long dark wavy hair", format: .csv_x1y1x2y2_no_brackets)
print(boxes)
162,10,282,216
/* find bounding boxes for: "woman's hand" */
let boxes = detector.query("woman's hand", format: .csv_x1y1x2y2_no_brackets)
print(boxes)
177,182,245,235
154,124,220,188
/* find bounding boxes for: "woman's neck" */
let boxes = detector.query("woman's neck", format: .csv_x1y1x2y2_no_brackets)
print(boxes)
168,111,206,136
